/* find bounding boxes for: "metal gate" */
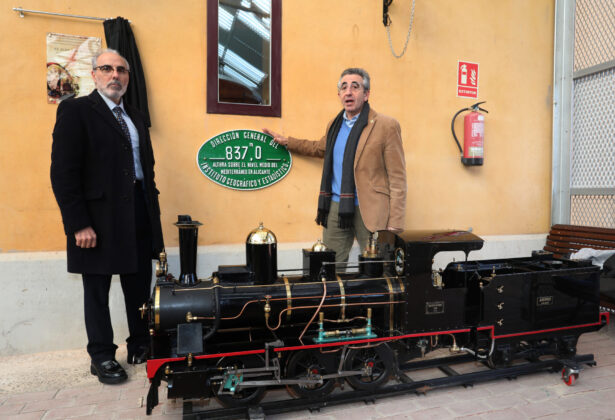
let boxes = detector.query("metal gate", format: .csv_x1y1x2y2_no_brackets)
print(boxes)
569,0,615,227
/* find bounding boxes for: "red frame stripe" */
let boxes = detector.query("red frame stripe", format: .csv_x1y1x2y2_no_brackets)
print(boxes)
147,349,265,379
147,312,609,380
493,313,608,339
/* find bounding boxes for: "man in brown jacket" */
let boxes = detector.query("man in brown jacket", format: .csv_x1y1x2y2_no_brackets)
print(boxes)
264,68,406,262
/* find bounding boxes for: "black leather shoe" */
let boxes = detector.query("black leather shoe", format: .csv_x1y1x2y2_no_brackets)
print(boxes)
127,347,149,365
90,359,127,384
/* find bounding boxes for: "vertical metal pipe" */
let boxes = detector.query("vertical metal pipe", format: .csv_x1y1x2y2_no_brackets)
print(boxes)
552,0,575,225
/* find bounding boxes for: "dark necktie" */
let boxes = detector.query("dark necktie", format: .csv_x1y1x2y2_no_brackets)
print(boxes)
113,106,135,181
113,106,131,141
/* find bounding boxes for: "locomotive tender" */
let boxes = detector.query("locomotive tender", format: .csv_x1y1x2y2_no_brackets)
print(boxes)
144,215,608,416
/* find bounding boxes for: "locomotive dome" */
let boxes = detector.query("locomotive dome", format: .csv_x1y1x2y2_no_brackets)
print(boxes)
246,222,277,244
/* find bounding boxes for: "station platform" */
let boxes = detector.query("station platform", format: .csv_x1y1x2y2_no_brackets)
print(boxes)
1,327,614,420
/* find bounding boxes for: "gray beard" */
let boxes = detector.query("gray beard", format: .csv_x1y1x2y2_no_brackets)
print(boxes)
100,86,126,102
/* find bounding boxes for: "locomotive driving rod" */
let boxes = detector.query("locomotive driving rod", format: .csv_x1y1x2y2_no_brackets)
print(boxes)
180,353,596,420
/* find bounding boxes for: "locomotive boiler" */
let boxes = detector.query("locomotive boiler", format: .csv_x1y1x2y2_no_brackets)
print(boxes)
144,216,608,416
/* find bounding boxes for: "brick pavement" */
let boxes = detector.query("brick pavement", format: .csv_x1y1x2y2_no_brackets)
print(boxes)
1,327,614,420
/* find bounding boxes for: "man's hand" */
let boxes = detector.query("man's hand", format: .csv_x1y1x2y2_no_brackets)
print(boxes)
262,128,288,146
75,226,97,248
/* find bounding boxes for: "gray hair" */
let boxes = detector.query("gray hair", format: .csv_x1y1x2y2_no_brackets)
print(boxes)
91,48,130,70
337,68,370,91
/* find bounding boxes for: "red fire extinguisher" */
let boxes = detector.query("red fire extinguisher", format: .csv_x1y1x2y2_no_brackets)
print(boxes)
451,101,488,166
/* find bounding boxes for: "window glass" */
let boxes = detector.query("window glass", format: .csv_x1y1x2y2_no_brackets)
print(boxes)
218,0,271,104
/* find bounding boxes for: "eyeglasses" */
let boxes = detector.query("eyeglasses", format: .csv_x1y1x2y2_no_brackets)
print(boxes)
339,81,363,92
94,65,130,75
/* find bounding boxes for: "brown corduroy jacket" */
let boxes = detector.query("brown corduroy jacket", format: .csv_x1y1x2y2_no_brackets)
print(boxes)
287,107,407,232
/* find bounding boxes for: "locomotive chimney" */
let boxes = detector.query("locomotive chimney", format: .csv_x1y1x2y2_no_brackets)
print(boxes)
174,215,203,286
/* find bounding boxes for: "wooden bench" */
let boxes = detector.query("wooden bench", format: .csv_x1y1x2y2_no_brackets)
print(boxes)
545,224,615,311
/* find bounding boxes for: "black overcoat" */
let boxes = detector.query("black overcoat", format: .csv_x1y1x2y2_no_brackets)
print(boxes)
51,90,164,274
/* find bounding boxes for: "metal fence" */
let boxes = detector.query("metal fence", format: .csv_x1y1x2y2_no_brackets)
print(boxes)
570,0,615,227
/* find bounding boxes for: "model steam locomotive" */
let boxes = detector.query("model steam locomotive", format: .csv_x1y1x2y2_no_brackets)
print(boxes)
144,215,607,415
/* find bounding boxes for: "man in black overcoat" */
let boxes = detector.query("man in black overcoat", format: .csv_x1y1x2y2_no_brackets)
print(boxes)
50,49,164,384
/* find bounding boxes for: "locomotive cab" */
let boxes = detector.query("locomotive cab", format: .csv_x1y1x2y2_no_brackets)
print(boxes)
377,229,484,332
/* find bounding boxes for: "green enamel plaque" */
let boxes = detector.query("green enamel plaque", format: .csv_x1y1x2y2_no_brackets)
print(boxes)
196,130,292,190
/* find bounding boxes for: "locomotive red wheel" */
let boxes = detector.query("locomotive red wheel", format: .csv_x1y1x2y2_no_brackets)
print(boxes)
344,344,395,391
561,368,578,386
286,350,336,398
213,355,267,407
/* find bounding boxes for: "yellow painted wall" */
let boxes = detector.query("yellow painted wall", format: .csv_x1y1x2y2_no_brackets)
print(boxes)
0,0,554,252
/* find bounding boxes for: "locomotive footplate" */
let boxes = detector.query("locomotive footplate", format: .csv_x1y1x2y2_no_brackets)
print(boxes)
176,353,597,420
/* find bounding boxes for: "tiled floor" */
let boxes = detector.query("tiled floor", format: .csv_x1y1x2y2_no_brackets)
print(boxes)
1,326,614,419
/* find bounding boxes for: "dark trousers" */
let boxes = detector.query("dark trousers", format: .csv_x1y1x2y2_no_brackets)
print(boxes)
82,182,152,363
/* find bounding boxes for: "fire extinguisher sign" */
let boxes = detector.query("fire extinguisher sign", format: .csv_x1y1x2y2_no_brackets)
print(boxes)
457,61,479,98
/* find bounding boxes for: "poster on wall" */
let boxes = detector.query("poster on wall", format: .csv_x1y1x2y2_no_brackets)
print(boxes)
46,33,101,104
197,130,292,191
